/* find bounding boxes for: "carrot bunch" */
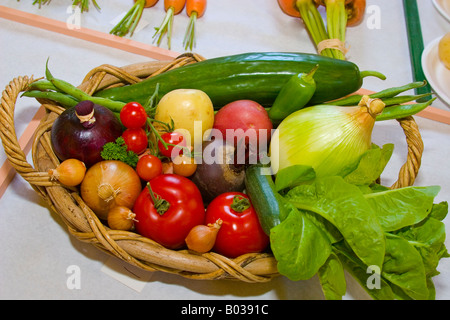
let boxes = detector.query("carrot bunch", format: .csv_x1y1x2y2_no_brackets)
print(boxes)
152,0,186,49
110,0,159,37
31,0,100,11
278,0,366,60
32,0,51,8
183,0,207,51
72,0,101,12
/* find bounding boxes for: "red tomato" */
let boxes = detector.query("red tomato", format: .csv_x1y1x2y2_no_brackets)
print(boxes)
122,128,148,154
158,131,187,159
205,192,269,258
136,154,162,181
120,102,148,129
133,174,205,249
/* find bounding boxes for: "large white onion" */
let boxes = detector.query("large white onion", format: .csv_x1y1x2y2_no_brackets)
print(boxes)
270,96,385,177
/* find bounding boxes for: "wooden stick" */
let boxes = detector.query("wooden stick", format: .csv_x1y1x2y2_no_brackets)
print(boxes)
417,106,450,124
0,5,180,61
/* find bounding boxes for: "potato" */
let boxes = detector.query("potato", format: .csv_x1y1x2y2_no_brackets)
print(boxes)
155,89,215,147
438,32,450,70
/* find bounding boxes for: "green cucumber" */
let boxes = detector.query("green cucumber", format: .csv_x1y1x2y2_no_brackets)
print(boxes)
95,52,385,109
245,164,284,236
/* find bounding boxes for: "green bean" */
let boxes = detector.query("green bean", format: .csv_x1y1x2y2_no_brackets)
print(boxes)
326,81,427,106
21,90,79,108
381,93,433,107
28,79,60,92
376,98,435,121
44,60,126,112
370,81,427,99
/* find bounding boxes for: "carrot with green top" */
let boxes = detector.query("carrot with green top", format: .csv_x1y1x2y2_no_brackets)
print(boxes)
277,0,339,59
153,0,186,49
313,0,366,59
30,0,100,11
278,0,366,60
110,0,159,37
345,0,366,26
183,0,207,51
72,0,101,12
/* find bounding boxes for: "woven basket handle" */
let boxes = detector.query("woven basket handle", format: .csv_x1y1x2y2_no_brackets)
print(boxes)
0,76,57,191
391,116,424,189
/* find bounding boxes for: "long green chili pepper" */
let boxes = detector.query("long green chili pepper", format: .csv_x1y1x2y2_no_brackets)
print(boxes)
268,64,319,122
376,98,436,121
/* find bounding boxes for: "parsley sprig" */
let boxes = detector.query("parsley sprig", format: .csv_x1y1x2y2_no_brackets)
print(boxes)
101,137,139,167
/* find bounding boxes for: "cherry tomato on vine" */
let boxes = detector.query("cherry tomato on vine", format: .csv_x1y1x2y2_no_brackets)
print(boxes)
205,192,269,258
122,127,148,154
136,154,163,181
158,131,186,159
120,102,147,129
133,174,205,249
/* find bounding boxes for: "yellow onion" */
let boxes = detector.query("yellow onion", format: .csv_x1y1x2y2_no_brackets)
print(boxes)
80,160,142,220
270,96,385,177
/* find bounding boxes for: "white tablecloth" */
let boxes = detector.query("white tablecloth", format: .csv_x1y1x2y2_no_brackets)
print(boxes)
0,0,449,300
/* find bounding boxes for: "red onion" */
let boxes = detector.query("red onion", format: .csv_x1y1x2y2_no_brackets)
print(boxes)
51,100,123,167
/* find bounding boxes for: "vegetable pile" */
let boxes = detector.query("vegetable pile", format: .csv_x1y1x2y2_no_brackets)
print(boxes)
24,52,447,300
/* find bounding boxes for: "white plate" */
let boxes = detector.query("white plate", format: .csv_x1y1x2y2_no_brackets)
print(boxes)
421,36,450,106
432,0,450,22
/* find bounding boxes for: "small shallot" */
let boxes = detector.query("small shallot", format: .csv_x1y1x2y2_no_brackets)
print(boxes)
107,206,138,231
48,158,86,187
185,219,223,253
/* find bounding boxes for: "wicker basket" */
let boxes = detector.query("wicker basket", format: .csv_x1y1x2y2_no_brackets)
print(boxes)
0,53,424,283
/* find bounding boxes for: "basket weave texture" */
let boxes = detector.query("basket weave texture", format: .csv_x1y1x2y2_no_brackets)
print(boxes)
0,54,424,282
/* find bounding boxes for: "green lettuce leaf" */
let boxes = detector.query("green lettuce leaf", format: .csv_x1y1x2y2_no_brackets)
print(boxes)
342,143,394,185
274,164,316,192
285,176,385,268
270,203,332,281
382,233,429,300
364,186,441,231
318,252,346,300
